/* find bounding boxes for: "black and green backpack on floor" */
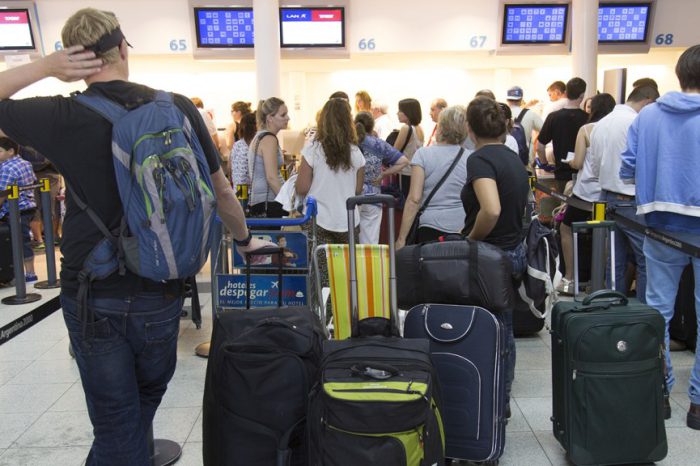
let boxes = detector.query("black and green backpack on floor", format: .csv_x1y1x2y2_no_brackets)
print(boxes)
308,337,445,466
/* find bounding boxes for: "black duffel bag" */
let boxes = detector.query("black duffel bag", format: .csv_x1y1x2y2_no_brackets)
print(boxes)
396,239,515,313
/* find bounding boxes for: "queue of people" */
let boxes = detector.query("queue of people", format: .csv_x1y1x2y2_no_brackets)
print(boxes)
0,6,699,465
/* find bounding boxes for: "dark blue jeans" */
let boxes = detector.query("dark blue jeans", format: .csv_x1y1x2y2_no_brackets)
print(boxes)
601,190,647,302
61,292,183,466
501,242,527,402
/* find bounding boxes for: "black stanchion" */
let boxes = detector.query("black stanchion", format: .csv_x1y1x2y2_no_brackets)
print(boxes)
34,178,60,290
1,185,41,305
147,424,181,466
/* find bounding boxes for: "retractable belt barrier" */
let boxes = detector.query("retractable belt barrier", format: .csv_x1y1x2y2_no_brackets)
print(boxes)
1,179,63,345
532,180,700,258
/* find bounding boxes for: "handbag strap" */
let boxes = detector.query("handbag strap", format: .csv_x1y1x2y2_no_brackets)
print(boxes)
398,125,413,153
417,147,465,216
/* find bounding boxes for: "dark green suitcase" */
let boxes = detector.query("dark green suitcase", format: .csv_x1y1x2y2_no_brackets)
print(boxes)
550,290,667,465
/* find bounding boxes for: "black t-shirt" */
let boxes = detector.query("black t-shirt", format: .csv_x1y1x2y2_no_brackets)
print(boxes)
461,144,529,250
0,80,220,297
537,108,589,181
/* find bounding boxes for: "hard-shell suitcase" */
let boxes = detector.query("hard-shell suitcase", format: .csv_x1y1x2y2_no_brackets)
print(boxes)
670,264,697,352
550,290,667,465
308,194,445,466
202,248,325,466
403,303,506,463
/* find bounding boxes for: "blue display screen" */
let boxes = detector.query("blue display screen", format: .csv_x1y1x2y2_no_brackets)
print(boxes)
194,8,254,48
598,3,651,42
502,4,569,44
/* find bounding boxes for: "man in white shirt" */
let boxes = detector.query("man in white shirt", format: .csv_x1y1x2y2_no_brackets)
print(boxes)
506,86,543,164
426,98,447,146
592,84,659,301
371,101,394,140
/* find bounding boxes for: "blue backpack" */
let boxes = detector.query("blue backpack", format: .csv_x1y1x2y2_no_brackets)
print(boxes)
510,108,530,165
72,90,217,283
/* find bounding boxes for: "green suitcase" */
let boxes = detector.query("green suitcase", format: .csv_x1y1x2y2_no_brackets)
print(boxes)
550,290,667,465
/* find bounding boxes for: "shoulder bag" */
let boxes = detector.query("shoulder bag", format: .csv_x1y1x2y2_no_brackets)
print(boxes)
405,147,465,245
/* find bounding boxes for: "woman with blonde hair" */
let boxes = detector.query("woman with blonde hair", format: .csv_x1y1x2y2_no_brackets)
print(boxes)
396,105,470,248
248,97,289,218
355,90,372,113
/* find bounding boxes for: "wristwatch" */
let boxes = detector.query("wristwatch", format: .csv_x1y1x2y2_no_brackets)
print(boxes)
234,230,253,247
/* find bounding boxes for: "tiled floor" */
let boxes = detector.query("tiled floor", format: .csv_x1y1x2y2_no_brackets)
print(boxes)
1,253,698,465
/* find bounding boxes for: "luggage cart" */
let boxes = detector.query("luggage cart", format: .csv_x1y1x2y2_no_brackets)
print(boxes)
195,197,318,358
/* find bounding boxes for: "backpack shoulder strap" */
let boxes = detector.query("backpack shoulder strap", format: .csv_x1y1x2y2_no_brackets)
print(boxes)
72,91,129,124
514,108,528,124
153,90,173,104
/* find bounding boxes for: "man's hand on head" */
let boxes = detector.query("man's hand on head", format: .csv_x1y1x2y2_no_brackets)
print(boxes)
43,45,103,82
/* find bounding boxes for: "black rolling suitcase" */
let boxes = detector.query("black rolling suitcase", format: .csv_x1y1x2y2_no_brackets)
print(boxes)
670,265,697,352
403,303,506,463
308,194,445,466
550,290,667,465
202,248,325,466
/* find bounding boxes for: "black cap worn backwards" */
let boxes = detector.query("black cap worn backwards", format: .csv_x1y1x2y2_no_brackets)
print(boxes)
84,27,132,55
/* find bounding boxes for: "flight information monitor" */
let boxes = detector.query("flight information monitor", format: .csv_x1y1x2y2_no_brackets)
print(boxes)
502,4,569,44
0,9,35,50
194,7,254,48
598,3,651,42
279,7,345,48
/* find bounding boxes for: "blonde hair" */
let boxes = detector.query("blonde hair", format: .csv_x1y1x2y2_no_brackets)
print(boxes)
355,90,372,113
256,97,285,129
436,105,468,145
61,8,121,65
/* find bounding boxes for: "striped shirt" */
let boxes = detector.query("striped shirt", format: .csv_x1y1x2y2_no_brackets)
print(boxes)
0,155,36,219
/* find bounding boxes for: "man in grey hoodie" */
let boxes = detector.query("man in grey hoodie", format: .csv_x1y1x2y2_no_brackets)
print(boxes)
620,44,700,430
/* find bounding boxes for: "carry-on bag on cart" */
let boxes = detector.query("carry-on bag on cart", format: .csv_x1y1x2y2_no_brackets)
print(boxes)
550,290,667,466
308,194,445,466
404,303,506,463
203,212,325,466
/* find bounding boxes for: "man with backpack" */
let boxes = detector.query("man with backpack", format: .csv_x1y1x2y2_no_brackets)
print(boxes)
0,8,269,466
506,86,543,168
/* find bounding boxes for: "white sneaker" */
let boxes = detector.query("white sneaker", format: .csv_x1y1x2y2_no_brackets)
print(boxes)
556,277,574,296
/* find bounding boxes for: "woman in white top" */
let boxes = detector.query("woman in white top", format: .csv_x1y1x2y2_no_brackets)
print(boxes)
296,97,366,309
557,93,616,295
396,106,470,249
248,97,289,219
393,98,425,197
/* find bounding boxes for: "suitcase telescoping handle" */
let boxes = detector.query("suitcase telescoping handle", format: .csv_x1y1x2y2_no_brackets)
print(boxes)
346,194,398,337
245,246,284,310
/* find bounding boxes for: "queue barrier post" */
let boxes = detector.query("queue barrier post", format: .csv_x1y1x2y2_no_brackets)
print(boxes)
34,178,60,290
147,424,181,466
1,185,41,305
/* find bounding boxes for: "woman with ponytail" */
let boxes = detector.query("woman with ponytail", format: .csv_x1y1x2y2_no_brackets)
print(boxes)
461,96,530,419
247,97,289,219
354,111,408,243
